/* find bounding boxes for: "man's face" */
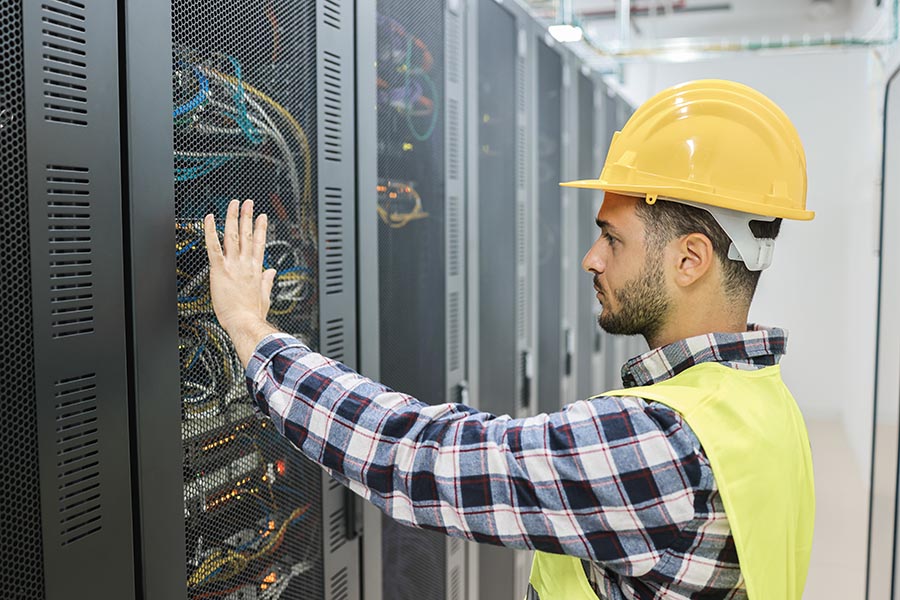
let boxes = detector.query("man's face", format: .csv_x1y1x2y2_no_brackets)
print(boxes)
581,193,671,340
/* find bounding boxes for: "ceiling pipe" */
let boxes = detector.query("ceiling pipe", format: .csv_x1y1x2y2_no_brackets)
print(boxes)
580,0,687,18
619,0,632,44
582,2,732,20
559,0,574,24
579,0,898,60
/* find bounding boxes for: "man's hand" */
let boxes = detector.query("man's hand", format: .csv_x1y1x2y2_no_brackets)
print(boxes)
205,199,280,367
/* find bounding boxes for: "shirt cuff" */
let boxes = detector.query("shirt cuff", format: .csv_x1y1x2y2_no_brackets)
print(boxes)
244,332,310,414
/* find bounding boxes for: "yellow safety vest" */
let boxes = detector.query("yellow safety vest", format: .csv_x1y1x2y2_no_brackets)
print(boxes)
528,363,815,599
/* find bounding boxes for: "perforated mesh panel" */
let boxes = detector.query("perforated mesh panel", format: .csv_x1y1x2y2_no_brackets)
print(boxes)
0,1,47,598
172,2,324,598
375,1,448,596
536,42,563,415
376,0,446,402
575,73,600,402
477,0,518,418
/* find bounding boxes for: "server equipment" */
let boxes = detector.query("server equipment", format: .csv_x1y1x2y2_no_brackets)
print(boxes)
2,2,135,598
466,0,537,598
532,32,571,417
128,1,360,600
356,0,467,599
570,71,610,400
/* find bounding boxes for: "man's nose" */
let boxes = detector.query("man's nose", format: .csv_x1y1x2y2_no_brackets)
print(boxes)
582,241,605,275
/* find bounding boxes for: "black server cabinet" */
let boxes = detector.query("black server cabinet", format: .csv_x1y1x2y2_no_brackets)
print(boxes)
573,74,607,402
471,0,533,423
2,1,137,598
362,0,467,598
534,38,565,416
474,0,519,418
467,0,535,598
126,1,360,600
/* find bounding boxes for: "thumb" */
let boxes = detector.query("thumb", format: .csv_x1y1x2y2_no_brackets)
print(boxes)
261,268,277,315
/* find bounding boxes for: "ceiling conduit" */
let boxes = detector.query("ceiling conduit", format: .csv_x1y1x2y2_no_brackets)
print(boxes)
575,0,899,60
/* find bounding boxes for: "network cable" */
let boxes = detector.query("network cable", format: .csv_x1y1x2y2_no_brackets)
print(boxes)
172,51,315,236
187,503,311,588
263,239,315,315
377,179,429,228
180,317,243,419
376,13,440,142
203,64,315,234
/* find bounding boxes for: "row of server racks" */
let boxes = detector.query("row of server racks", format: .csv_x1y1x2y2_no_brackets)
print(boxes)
1,1,638,599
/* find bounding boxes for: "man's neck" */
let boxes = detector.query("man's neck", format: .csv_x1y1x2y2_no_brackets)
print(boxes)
646,309,749,350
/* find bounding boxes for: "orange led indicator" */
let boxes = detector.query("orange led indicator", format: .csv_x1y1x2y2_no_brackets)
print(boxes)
276,460,286,476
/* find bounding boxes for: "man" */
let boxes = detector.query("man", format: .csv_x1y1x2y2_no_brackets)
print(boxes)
204,80,815,599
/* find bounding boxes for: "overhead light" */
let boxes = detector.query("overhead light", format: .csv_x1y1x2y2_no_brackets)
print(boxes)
549,24,584,43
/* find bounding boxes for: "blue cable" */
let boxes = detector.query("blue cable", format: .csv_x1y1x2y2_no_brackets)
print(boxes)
173,64,209,118
275,266,314,276
176,239,200,256
196,566,223,587
185,344,204,370
175,155,230,181
226,56,262,145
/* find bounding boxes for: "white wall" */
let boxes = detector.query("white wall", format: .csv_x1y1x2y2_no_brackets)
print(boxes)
621,49,883,478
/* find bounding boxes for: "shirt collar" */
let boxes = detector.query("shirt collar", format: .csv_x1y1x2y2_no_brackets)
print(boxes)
620,324,788,388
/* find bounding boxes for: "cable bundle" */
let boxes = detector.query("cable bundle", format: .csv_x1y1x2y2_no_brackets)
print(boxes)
376,13,440,142
376,179,429,229
172,51,315,236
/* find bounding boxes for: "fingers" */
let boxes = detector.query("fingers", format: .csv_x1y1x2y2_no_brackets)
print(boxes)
204,214,224,264
261,268,276,315
223,199,240,257
240,200,254,258
252,213,268,268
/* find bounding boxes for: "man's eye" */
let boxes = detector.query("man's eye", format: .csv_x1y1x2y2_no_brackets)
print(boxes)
603,232,617,246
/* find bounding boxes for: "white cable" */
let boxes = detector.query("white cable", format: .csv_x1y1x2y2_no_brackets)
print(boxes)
198,77,303,214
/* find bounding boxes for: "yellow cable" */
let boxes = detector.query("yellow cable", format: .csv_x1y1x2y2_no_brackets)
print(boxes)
210,69,314,234
187,504,310,588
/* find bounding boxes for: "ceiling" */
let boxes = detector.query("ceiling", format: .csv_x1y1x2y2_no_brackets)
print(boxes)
528,0,866,45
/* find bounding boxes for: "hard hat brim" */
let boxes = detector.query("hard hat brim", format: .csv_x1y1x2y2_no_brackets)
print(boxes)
559,179,606,190
559,180,815,221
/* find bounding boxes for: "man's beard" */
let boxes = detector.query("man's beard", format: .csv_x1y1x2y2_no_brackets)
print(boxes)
596,253,671,341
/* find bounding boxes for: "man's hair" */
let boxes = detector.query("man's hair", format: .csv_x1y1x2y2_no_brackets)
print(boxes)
634,199,782,304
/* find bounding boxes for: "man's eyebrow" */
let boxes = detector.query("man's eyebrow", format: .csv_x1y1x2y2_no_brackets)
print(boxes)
595,219,618,233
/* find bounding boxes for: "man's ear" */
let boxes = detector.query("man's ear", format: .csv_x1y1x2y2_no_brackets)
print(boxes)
670,233,714,288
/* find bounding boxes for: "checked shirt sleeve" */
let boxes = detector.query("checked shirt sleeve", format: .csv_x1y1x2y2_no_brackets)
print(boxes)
247,333,703,575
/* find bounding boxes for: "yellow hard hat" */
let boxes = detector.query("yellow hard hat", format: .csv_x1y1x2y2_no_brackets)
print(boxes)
562,79,814,221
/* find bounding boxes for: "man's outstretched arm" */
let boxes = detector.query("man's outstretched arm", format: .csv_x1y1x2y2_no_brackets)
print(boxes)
205,200,702,574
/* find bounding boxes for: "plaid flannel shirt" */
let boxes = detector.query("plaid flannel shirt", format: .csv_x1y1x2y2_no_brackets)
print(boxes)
246,325,788,599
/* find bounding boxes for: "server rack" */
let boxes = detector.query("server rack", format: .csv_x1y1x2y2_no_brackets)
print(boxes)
355,0,468,598
127,1,360,600
570,70,608,402
466,0,536,598
532,31,570,417
2,2,136,598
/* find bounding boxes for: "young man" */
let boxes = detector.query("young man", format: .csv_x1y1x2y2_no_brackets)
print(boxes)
204,80,815,599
